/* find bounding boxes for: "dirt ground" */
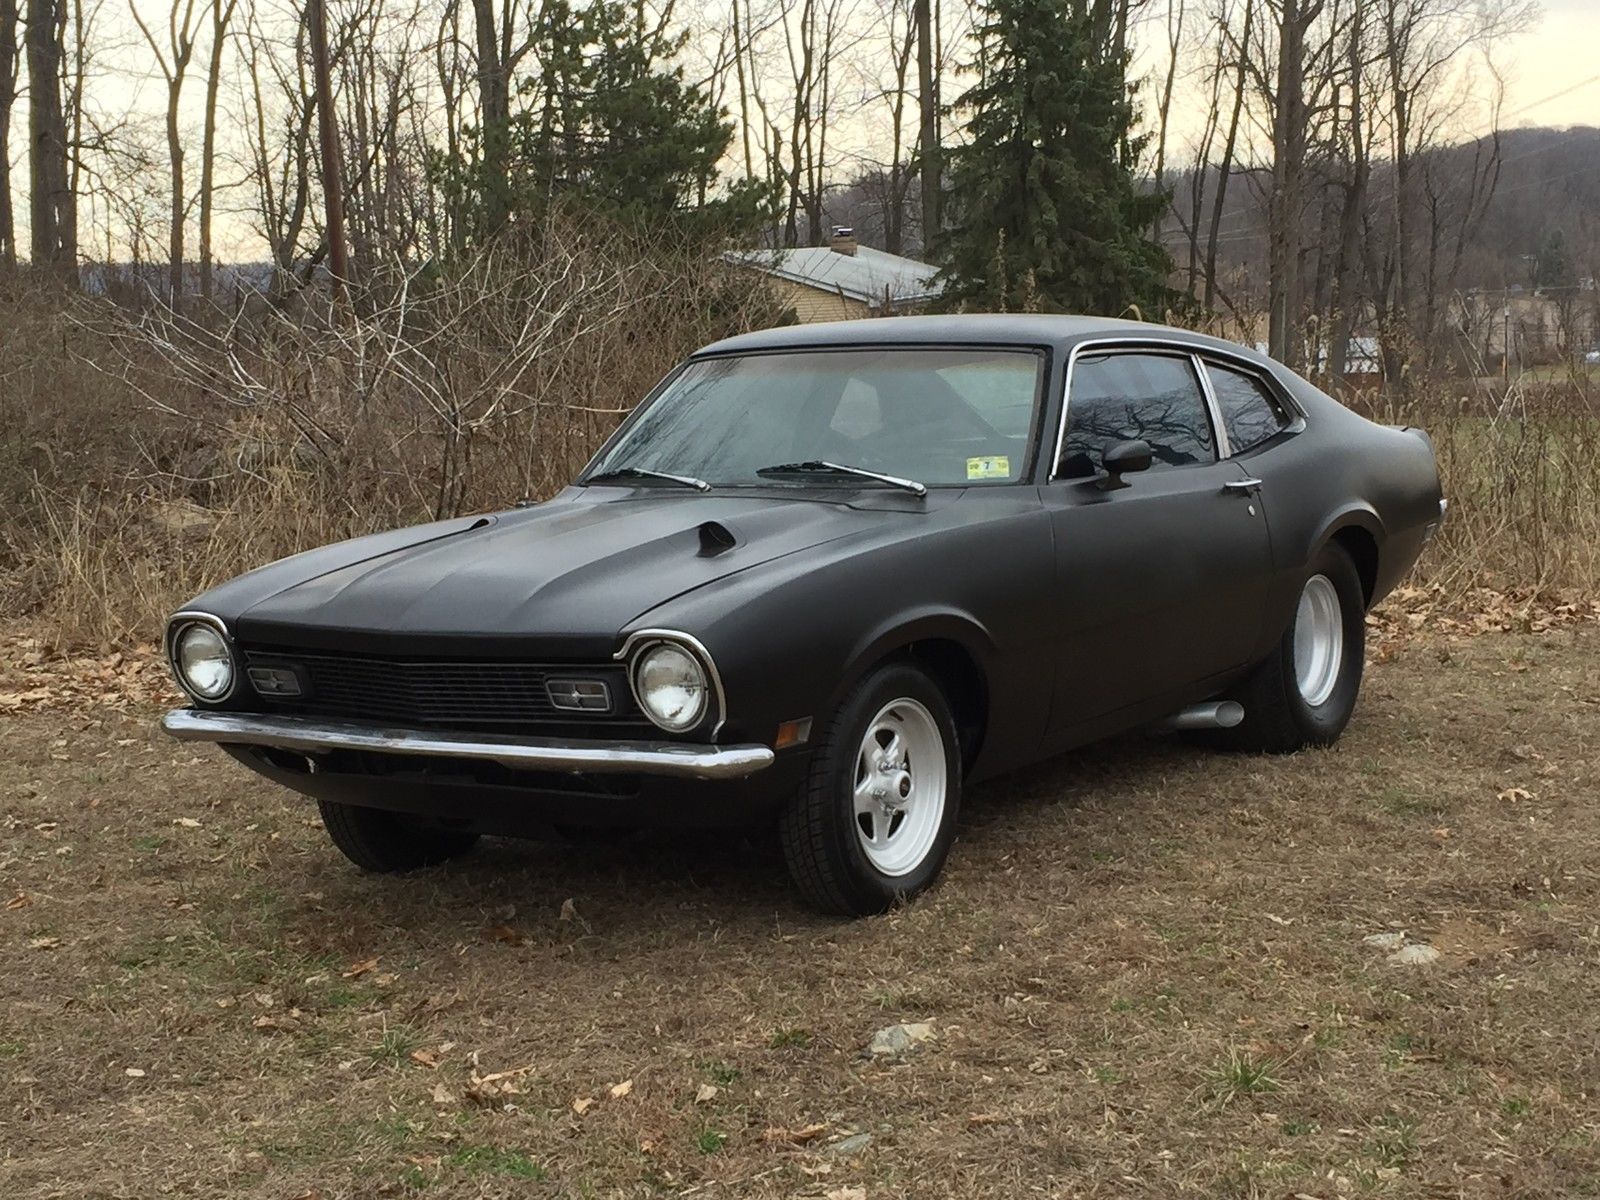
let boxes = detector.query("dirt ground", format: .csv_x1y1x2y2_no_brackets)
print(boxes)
3,626,1598,1199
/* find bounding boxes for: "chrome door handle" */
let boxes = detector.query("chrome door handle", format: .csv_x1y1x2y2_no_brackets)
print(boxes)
1223,478,1263,494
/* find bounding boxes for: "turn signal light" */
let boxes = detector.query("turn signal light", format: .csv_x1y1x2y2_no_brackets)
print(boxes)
774,718,813,750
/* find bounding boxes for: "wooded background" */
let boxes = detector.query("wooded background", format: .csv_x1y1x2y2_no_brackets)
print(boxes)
1,0,1596,376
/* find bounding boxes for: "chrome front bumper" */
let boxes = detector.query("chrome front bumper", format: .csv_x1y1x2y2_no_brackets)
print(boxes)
161,709,775,782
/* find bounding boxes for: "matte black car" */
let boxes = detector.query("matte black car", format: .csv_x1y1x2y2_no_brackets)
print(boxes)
162,315,1445,915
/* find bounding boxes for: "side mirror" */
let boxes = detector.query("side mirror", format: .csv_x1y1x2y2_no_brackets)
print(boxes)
1099,439,1152,489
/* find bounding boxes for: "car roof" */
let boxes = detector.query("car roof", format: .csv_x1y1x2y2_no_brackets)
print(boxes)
695,313,1280,370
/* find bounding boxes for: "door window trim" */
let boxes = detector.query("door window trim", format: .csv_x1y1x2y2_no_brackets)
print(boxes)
1050,340,1220,481
1049,335,1304,480
1193,355,1302,458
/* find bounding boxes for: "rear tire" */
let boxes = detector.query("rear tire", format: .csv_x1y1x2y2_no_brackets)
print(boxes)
317,801,480,872
779,664,962,916
1213,542,1366,753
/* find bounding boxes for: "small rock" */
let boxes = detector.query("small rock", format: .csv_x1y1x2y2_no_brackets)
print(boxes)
1362,932,1406,951
1388,943,1442,966
868,1022,935,1059
827,1132,873,1158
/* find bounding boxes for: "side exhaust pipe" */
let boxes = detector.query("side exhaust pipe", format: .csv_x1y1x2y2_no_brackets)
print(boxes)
1152,700,1244,733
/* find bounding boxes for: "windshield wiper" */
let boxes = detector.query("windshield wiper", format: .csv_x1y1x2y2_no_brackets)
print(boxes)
584,467,711,492
755,460,927,497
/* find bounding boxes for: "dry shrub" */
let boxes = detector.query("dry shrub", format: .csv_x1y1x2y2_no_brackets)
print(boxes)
3,217,787,647
1357,381,1600,599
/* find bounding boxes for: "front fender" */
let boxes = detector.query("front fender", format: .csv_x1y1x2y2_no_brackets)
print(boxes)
824,606,997,718
634,495,1055,776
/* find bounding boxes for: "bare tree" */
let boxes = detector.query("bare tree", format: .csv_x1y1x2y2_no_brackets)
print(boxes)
27,0,77,277
0,0,18,267
1149,0,1185,241
913,0,936,243
1202,0,1252,312
198,0,239,299
130,0,202,302
1261,0,1330,367
307,0,349,291
240,0,314,278
1322,0,1372,379
469,0,511,231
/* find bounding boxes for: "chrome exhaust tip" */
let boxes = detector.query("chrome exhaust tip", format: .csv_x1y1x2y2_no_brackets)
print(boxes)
1152,700,1245,733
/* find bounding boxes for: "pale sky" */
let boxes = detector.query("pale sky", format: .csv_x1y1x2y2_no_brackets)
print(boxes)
1500,0,1600,129
1141,0,1600,153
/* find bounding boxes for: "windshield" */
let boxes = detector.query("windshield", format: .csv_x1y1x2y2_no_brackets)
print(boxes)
583,347,1045,488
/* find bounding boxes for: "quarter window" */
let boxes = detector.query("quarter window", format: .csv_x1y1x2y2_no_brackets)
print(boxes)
1058,352,1216,479
1205,361,1290,454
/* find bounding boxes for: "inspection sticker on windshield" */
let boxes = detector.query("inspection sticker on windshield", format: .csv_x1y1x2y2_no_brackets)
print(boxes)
966,455,1010,481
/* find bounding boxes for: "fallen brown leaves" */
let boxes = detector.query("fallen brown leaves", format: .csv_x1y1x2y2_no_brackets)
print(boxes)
1368,584,1600,659
0,629,177,714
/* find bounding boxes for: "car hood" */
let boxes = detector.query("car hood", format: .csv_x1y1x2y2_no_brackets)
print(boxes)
226,490,904,653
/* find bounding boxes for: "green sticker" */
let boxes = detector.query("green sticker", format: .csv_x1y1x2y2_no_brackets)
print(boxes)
966,455,1010,481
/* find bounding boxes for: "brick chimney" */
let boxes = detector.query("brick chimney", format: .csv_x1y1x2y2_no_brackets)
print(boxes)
829,226,858,257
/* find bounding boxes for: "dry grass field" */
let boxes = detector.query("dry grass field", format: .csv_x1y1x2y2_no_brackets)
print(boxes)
4,621,1598,1199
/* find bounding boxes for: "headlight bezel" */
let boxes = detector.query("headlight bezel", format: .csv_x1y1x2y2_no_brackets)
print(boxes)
616,630,724,736
166,611,238,704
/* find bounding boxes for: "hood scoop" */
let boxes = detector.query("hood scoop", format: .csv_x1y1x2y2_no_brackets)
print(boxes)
697,520,738,556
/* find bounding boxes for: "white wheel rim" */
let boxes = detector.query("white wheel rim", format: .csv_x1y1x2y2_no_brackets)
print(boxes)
852,698,947,877
1293,574,1343,708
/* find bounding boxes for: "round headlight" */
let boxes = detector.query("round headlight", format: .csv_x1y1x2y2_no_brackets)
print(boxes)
633,642,708,732
174,621,235,701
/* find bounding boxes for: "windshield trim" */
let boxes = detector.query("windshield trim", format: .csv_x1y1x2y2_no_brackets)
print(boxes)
576,341,1053,491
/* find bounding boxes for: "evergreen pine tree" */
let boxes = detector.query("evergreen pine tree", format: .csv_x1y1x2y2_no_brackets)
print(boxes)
436,1,770,246
933,0,1175,316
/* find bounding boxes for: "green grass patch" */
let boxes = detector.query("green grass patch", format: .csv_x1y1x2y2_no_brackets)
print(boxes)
446,1144,545,1179
1212,1049,1280,1105
695,1127,729,1155
373,1023,419,1068
700,1059,740,1085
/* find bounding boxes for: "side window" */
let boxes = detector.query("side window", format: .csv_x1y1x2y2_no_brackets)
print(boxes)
1205,361,1290,454
1058,352,1216,479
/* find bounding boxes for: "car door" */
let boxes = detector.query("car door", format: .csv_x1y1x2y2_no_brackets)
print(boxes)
1040,347,1275,746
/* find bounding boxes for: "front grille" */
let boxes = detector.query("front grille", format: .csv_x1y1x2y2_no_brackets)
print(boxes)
240,647,647,731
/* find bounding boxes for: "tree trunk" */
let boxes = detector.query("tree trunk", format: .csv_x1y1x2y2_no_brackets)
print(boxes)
731,0,753,180
0,0,16,269
199,0,236,301
1150,0,1183,242
1326,8,1368,383
470,0,509,233
25,0,75,278
166,78,184,302
1204,0,1250,313
1267,0,1310,366
914,0,938,247
307,0,348,292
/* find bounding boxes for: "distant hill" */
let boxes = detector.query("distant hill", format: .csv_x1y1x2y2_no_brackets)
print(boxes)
1165,125,1600,298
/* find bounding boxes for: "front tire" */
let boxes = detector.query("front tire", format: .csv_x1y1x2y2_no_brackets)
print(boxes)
1214,542,1366,753
317,801,480,872
779,664,962,916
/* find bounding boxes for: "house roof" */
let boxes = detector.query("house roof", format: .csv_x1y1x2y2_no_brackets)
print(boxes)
724,245,942,308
